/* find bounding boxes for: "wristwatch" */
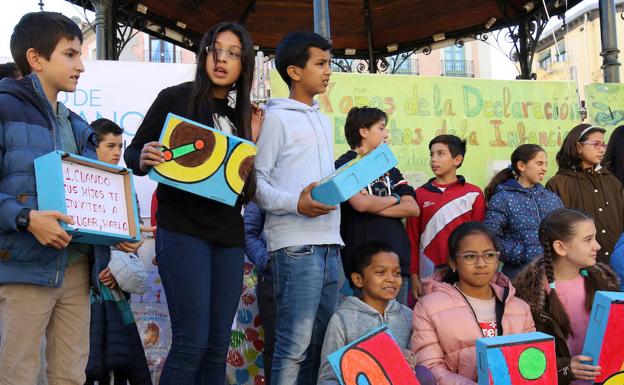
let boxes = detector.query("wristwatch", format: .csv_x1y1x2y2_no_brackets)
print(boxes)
391,193,401,205
16,208,32,232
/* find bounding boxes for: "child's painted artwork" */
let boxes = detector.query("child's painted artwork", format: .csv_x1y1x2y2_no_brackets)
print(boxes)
327,326,420,385
149,113,256,206
476,332,557,385
582,291,624,385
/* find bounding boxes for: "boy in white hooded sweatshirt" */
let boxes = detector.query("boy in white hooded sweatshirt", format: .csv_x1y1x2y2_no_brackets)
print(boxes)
254,31,343,385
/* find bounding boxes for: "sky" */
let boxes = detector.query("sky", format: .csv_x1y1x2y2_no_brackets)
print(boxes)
0,0,594,80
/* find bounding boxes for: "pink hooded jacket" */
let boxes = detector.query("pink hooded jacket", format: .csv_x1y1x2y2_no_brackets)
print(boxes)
410,271,535,385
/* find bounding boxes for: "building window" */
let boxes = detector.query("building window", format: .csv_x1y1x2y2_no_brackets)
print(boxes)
149,37,176,63
441,46,473,77
393,57,419,75
538,50,551,69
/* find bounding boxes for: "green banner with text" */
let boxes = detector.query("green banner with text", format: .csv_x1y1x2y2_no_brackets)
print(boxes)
270,71,580,187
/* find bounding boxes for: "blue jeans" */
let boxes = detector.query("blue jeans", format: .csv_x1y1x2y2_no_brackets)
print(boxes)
270,245,340,385
155,228,244,385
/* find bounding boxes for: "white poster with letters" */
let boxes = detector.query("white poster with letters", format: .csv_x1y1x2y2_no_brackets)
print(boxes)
62,159,130,236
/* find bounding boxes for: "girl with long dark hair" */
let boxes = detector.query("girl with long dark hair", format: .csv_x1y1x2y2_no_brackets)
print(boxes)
546,124,624,264
514,208,620,385
484,144,563,277
124,23,255,384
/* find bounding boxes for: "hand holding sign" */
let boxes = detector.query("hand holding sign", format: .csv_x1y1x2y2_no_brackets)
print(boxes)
28,210,74,249
297,182,336,218
570,355,601,381
115,225,157,253
139,141,165,172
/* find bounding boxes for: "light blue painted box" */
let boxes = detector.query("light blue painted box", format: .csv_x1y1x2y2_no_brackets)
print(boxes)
476,332,557,385
581,291,624,365
148,113,256,206
311,143,397,206
34,151,141,246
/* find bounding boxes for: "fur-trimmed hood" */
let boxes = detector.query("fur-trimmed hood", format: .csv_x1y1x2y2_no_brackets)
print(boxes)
512,257,620,318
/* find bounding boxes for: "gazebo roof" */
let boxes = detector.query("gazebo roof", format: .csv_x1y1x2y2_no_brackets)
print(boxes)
67,0,580,58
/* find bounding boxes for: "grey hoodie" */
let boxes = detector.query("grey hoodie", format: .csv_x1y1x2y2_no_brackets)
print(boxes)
317,297,414,385
254,98,343,251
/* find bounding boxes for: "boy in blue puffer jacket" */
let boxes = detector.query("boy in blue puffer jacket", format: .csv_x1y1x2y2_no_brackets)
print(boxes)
0,12,140,385
484,144,563,278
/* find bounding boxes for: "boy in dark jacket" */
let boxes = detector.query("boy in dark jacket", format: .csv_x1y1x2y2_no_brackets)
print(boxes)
336,107,419,305
0,12,137,384
85,118,152,385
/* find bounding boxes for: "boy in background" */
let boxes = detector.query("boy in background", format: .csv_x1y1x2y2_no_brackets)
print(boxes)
86,118,152,385
336,106,419,304
406,135,485,299
254,31,342,385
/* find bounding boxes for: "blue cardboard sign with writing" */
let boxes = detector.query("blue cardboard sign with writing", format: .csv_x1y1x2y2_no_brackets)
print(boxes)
35,151,141,245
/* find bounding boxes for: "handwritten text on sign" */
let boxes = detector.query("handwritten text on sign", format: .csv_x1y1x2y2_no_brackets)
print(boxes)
62,160,130,236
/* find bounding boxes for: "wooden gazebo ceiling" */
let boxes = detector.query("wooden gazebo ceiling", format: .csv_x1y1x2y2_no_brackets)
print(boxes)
70,0,580,58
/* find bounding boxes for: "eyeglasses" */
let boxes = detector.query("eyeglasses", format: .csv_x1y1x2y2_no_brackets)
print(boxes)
579,140,607,150
206,45,242,60
455,251,500,265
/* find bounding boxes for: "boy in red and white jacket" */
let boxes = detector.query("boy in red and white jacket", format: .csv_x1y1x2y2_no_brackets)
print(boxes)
407,135,485,298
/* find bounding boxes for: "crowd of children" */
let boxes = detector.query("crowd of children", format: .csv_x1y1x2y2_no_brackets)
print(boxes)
1,10,624,385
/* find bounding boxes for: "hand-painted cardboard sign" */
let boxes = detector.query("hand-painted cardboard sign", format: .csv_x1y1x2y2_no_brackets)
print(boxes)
35,151,141,245
312,143,397,206
476,332,557,385
148,113,256,206
327,325,420,385
582,291,624,385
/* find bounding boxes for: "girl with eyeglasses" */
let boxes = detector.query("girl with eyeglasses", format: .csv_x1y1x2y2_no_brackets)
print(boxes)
514,208,619,385
124,22,256,384
546,124,624,265
484,144,563,278
410,222,535,385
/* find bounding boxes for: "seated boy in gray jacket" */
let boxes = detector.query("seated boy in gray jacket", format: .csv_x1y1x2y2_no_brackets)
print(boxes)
317,242,436,385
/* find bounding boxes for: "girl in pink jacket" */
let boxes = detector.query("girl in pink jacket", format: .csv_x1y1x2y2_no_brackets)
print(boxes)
410,222,535,385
